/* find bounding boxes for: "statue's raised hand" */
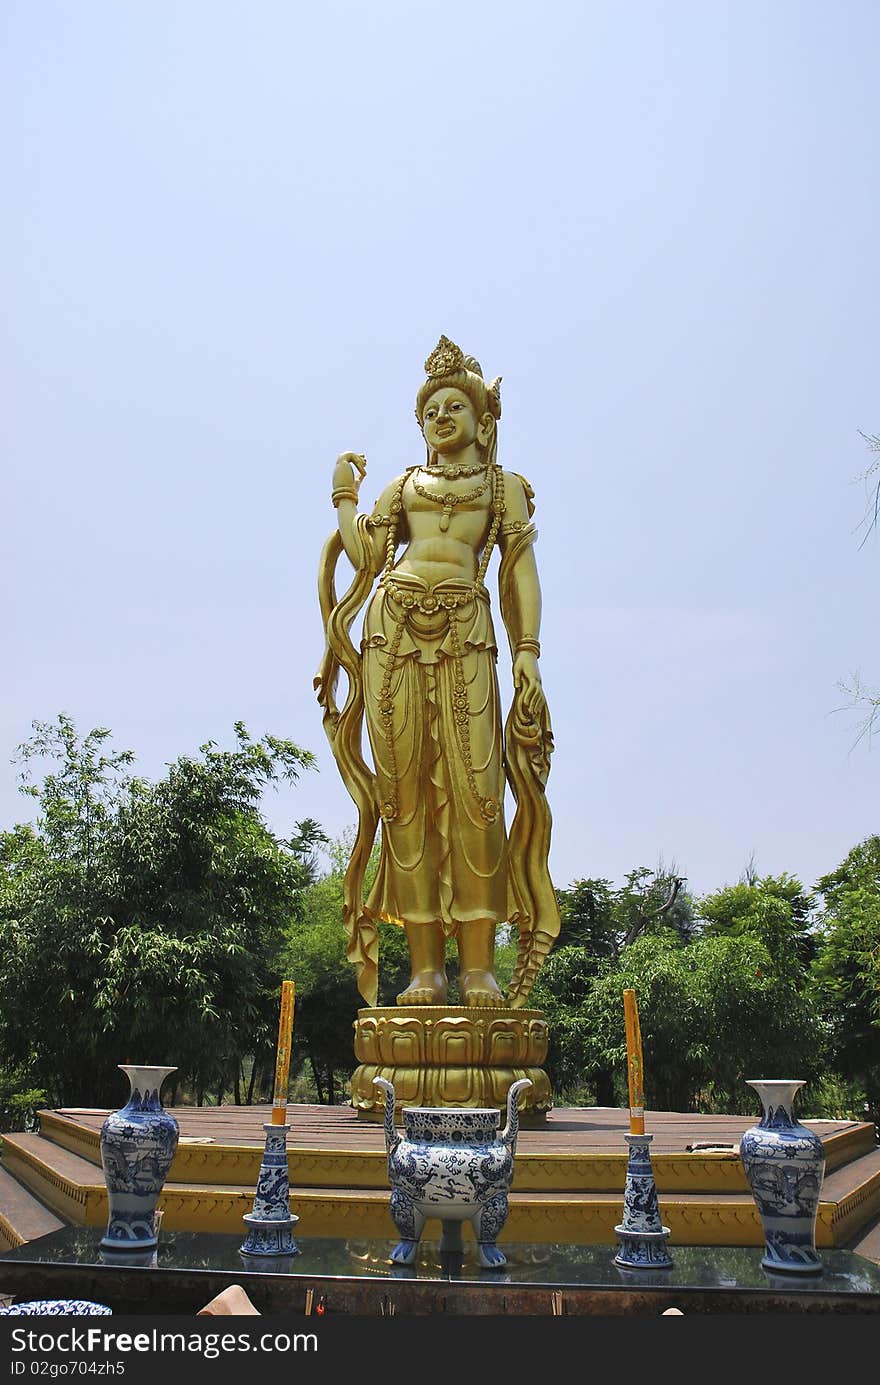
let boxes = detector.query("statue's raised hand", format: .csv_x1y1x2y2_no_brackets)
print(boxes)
333,452,367,496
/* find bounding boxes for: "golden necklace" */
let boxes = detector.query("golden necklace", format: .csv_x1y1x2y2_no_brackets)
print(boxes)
423,459,487,480
410,467,491,531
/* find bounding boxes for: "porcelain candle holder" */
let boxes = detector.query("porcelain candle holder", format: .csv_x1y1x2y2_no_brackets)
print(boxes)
240,1123,300,1257
613,1132,673,1269
740,1079,825,1274
99,1064,179,1251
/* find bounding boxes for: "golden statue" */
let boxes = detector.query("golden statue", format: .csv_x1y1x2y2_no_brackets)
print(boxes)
316,336,560,1027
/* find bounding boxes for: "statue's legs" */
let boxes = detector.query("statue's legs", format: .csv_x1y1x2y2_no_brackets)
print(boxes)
388,1188,426,1265
397,921,448,1006
458,919,504,1007
471,1193,509,1268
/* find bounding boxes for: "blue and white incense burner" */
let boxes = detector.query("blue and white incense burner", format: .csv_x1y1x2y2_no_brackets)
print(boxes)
99,1064,179,1251
740,1079,825,1274
374,1076,531,1269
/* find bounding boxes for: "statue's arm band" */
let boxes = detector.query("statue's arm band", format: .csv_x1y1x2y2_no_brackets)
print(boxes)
366,512,392,528
332,487,360,508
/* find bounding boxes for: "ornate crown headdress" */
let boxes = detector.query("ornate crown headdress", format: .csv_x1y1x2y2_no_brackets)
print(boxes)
424,334,465,379
422,334,502,419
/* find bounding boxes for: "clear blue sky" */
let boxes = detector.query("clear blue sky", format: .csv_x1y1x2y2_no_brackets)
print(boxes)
2,2,877,903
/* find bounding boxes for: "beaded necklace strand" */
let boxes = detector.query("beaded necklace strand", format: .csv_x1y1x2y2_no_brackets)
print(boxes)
410,467,491,532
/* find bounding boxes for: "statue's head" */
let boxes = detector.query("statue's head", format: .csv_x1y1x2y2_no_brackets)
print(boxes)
415,336,502,464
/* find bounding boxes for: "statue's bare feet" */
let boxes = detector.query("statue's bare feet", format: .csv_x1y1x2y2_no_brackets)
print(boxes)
397,972,448,1006
460,970,504,1007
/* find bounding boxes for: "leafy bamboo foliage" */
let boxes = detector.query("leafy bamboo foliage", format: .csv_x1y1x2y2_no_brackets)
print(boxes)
813,836,880,1123
535,871,827,1113
283,833,410,1104
0,717,320,1107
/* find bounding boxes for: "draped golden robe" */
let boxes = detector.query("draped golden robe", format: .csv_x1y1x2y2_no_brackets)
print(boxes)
363,573,508,932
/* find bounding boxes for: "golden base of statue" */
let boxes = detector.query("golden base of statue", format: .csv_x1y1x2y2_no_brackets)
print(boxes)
350,1006,552,1124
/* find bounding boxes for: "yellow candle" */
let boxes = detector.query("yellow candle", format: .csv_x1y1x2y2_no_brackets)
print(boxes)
623,989,645,1135
271,981,295,1125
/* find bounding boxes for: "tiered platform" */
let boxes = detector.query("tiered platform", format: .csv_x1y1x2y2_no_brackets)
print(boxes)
2,1103,879,1256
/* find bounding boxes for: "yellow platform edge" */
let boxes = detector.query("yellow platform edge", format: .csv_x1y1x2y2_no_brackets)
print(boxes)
5,1132,880,1250
0,1212,26,1253
36,1110,876,1195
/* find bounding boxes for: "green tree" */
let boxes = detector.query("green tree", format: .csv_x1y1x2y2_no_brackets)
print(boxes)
0,717,320,1107
812,836,880,1123
283,867,364,1106
530,941,605,1099
557,867,694,956
282,833,410,1104
0,1063,47,1133
698,871,818,970
554,878,618,954
534,929,824,1113
541,867,695,1102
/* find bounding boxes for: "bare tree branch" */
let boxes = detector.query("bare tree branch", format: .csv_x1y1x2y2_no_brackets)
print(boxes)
854,431,880,549
836,673,880,751
623,876,686,947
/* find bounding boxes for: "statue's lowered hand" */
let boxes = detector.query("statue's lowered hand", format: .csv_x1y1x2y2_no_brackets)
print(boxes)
513,651,546,722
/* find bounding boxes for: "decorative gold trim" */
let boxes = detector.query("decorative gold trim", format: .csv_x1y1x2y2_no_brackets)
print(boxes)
38,1113,103,1165
825,1161,880,1246
351,1005,552,1121
350,1064,552,1120
821,1123,880,1171
37,1113,397,1190
0,1212,26,1251
32,1111,879,1196
2,1140,103,1227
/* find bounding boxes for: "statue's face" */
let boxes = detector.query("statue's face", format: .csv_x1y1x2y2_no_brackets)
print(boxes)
421,387,481,456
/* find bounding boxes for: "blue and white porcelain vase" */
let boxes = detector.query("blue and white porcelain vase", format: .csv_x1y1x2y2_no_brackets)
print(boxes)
99,1064,179,1251
374,1076,531,1269
740,1079,825,1274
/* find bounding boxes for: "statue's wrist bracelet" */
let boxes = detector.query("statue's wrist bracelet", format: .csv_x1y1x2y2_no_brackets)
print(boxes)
332,487,359,508
515,638,541,656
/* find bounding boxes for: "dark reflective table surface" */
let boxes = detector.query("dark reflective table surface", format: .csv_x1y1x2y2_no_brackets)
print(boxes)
3,1229,880,1298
